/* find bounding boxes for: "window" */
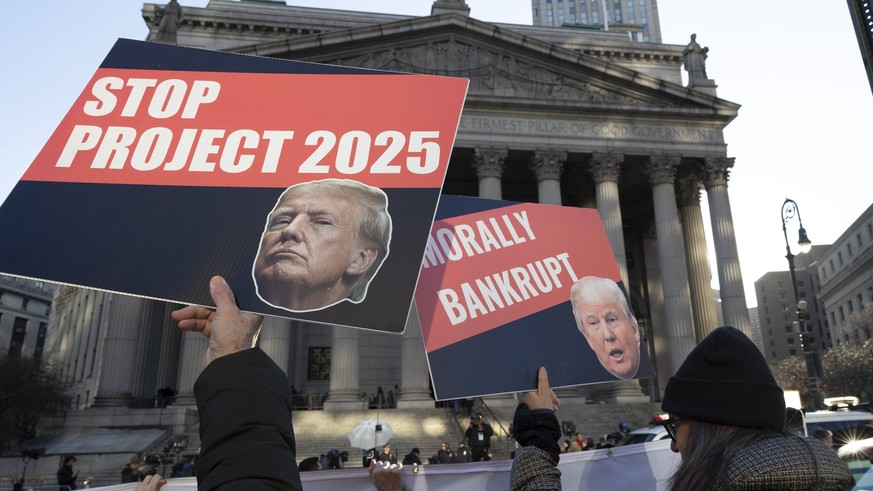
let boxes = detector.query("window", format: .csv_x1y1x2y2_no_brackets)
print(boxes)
798,280,805,288
789,349,797,356
787,338,795,345
21,298,29,311
592,10,599,23
8,317,28,357
307,347,331,380
839,306,845,322
580,12,587,23
838,252,844,266
847,242,853,257
34,322,47,363
784,326,793,334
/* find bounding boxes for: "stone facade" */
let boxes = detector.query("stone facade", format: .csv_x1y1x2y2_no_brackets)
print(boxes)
0,276,55,361
816,204,873,346
754,245,832,362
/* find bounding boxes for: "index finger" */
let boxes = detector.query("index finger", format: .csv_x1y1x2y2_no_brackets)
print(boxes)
537,367,550,393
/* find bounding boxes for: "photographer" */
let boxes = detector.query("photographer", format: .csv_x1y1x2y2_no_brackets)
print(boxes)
464,412,494,462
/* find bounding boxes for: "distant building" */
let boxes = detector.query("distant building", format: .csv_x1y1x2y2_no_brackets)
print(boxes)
816,203,873,346
531,0,662,42
0,276,55,362
748,306,762,351
754,245,831,362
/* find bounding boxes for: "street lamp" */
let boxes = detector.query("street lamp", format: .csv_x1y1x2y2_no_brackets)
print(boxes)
780,198,821,410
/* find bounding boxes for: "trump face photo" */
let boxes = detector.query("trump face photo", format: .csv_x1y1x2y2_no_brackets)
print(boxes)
570,276,641,380
253,179,392,312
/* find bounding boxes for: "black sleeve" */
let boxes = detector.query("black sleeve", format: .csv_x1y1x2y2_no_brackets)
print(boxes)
511,403,561,464
194,348,302,491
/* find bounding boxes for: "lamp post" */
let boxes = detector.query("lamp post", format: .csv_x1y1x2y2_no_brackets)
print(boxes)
780,198,821,410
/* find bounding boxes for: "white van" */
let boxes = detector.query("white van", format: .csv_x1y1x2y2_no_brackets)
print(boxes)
804,397,873,488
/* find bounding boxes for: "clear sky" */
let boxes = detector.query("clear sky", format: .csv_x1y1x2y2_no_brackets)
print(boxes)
1,1,871,309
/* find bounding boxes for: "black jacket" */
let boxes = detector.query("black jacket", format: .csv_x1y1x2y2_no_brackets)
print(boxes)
194,348,302,490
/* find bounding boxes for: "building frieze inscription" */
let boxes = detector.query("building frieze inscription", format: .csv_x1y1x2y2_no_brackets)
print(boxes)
459,116,717,143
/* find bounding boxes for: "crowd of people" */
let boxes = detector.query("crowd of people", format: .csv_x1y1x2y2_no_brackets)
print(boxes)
122,277,854,491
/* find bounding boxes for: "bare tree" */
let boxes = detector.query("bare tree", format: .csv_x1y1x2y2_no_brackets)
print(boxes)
0,355,71,452
822,339,873,403
770,355,810,406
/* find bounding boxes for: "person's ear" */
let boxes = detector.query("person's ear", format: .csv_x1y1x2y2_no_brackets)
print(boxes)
346,247,378,276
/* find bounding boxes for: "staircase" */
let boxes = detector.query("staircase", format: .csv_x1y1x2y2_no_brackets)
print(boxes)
291,406,479,467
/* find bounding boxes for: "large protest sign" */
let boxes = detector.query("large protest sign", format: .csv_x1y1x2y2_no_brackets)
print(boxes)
415,195,655,399
0,39,467,334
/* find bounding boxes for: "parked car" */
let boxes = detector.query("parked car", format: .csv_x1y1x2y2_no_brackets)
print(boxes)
615,425,669,446
805,396,873,489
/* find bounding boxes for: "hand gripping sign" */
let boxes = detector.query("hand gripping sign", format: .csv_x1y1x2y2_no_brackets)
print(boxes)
0,39,467,333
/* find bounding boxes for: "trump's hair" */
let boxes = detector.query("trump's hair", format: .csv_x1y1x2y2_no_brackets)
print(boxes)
569,276,637,333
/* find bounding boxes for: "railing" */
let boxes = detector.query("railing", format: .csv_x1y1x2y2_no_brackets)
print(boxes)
291,393,326,410
444,406,467,444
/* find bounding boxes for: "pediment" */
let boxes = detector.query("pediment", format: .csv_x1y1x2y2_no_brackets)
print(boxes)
234,13,738,121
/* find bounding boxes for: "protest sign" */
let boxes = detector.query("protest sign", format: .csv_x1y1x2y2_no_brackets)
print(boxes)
415,195,654,399
0,39,467,333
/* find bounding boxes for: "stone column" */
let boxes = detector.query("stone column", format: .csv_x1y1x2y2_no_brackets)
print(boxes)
397,303,434,408
323,325,364,410
645,155,696,373
473,147,508,200
174,331,209,406
676,175,719,342
531,150,566,205
258,316,293,376
703,157,752,337
587,152,647,401
93,294,145,406
588,152,628,283
155,304,182,397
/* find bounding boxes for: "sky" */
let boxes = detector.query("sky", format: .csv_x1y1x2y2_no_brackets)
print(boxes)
1,0,871,309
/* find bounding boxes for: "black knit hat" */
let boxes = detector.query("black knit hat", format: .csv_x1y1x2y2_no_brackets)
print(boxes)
662,326,786,432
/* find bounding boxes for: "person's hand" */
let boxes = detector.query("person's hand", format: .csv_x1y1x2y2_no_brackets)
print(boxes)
171,276,263,365
136,474,167,490
369,459,402,491
522,367,560,412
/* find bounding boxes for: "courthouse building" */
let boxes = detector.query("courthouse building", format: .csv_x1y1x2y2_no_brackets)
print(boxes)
45,0,750,415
